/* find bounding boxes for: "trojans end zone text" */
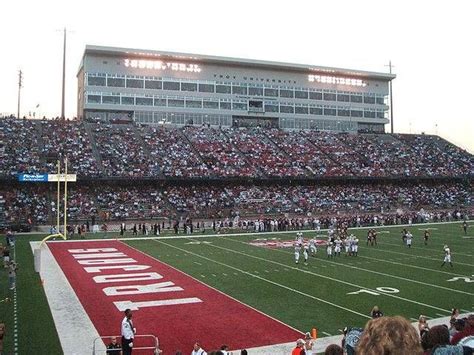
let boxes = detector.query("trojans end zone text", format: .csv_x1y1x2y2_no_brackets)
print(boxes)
68,247,202,311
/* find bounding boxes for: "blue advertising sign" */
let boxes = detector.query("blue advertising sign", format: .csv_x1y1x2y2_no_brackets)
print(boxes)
18,174,49,182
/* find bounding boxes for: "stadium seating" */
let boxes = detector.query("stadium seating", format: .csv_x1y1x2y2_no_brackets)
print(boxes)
0,118,472,225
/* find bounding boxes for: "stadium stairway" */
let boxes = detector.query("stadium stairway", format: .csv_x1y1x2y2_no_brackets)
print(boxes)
130,125,165,178
84,123,106,175
262,130,316,177
219,128,267,177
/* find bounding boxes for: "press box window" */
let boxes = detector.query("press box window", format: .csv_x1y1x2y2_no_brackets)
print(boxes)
87,94,101,104
87,75,106,86
249,87,263,96
145,80,162,90
107,78,125,87
163,81,180,91
181,82,198,92
126,79,144,89
216,85,231,94
199,84,215,93
121,96,135,105
136,97,153,106
249,100,263,109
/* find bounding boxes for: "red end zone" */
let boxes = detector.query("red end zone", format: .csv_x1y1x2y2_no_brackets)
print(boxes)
48,240,302,352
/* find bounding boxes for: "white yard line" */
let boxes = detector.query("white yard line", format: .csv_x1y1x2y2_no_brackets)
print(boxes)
187,238,452,313
29,242,100,355
13,288,18,355
152,239,372,320
377,241,474,258
370,248,474,267
260,245,472,296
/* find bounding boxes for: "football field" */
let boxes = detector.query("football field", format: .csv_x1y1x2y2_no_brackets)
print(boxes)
1,221,473,354
124,222,474,336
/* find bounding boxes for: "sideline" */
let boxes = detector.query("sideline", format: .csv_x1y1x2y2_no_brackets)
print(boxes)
45,219,474,242
29,242,100,355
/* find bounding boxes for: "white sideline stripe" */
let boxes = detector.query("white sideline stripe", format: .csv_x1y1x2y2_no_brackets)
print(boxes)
30,241,100,355
243,313,473,354
13,287,18,355
45,220,474,243
152,239,371,320
120,241,305,336
199,238,452,312
263,245,472,296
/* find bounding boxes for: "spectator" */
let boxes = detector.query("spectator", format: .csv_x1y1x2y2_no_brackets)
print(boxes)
418,315,430,337
371,305,384,319
106,336,121,354
0,320,4,355
291,338,306,355
451,315,474,345
324,344,343,355
357,316,423,355
191,341,207,355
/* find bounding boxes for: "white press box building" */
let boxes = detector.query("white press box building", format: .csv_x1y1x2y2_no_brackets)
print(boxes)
77,45,395,132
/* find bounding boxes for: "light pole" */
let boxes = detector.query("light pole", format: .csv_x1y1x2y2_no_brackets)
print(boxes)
61,28,66,119
385,61,395,134
17,70,23,118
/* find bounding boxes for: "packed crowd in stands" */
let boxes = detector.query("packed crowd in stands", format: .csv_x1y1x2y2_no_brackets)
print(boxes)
0,118,472,179
183,126,259,177
1,181,471,225
40,120,101,177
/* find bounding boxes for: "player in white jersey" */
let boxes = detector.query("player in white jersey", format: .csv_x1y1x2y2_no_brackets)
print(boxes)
315,219,321,232
406,232,413,248
296,232,304,246
294,243,301,264
352,238,359,256
441,245,453,267
344,237,351,256
303,244,309,265
309,238,317,256
326,241,333,258
334,238,342,256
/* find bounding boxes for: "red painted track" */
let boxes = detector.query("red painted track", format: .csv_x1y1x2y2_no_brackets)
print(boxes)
48,240,302,353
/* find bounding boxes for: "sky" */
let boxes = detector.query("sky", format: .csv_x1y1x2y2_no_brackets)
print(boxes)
1,0,473,153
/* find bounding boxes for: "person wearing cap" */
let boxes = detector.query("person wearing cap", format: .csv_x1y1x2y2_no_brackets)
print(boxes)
191,341,207,355
292,338,306,355
451,315,474,345
121,309,136,355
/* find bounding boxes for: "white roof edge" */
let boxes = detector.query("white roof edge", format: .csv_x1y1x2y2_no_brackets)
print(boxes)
80,45,396,81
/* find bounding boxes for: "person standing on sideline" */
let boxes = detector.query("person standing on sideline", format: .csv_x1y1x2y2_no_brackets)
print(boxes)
106,336,121,354
462,220,468,235
121,309,136,355
191,341,207,355
441,245,453,267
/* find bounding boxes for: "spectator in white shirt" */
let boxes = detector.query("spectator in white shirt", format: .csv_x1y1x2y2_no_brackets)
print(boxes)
191,341,207,355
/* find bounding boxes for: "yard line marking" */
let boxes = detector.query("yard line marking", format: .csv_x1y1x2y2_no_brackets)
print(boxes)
436,313,446,317
377,241,474,257
322,331,332,336
410,318,418,321
356,255,468,277
122,241,305,336
153,239,371,320
224,237,473,296
193,261,202,266
461,309,470,313
373,248,474,267
205,239,452,312
223,273,228,276
212,274,217,277
269,248,472,296
200,275,206,278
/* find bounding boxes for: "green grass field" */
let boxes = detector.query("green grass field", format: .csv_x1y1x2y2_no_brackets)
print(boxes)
1,221,473,353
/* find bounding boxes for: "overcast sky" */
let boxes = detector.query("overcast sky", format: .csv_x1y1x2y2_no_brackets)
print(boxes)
1,0,473,152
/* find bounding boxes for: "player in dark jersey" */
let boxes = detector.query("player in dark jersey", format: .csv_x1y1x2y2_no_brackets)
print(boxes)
367,230,372,246
424,229,430,245
401,228,408,244
462,221,468,235
372,229,377,246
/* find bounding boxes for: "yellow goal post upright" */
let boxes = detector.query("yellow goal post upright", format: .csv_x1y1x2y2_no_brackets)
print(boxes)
40,157,74,247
